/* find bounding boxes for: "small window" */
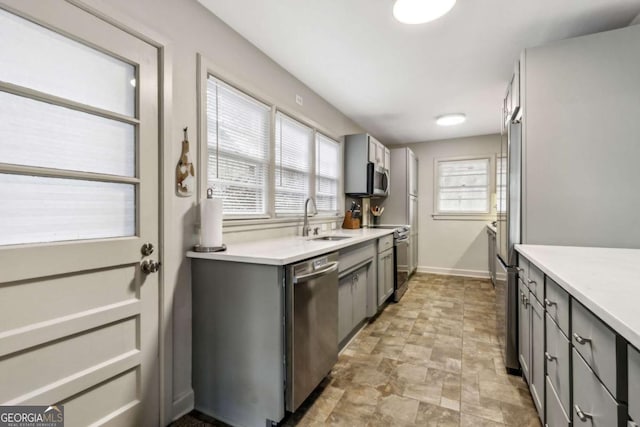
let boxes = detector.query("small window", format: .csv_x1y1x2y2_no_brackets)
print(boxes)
315,133,340,214
206,76,271,217
435,157,490,214
274,112,313,214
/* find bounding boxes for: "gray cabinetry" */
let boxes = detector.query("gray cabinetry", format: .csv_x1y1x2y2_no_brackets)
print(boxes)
377,247,394,307
338,265,368,346
546,376,571,427
630,345,640,425
571,301,618,398
487,227,496,285
573,349,622,427
519,279,531,382
545,277,570,336
546,313,571,416
530,296,545,418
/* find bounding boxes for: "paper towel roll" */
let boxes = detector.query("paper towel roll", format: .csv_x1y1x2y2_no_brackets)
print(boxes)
201,197,223,248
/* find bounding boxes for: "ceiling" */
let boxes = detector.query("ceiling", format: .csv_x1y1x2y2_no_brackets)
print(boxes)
197,0,640,144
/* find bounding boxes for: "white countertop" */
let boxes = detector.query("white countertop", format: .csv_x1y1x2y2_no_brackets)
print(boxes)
516,244,640,350
187,228,394,266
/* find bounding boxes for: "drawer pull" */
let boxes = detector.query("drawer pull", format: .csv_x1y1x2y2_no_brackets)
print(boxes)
528,279,536,285
573,332,592,345
544,298,556,307
575,405,593,422
544,351,556,362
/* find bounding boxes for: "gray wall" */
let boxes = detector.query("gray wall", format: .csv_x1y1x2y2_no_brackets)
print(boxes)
92,0,362,420
408,134,501,277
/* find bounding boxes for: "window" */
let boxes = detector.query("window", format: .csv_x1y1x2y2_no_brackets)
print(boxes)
435,157,490,214
275,112,313,214
201,57,343,221
316,134,340,213
206,76,271,216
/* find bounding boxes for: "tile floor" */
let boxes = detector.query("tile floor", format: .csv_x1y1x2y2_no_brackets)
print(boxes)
172,273,541,427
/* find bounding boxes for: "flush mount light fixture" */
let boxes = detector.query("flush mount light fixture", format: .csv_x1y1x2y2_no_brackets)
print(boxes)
436,113,466,126
393,0,456,25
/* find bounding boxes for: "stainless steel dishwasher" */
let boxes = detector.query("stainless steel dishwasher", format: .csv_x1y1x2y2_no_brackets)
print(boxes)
285,251,339,411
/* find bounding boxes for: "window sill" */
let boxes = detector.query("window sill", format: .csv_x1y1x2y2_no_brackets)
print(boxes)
221,214,342,232
431,213,496,221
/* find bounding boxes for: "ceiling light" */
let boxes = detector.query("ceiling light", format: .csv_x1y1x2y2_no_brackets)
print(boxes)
436,114,466,126
393,0,456,25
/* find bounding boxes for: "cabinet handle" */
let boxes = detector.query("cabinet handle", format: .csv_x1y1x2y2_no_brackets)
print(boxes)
544,298,557,307
524,296,530,308
528,279,536,286
573,333,591,345
544,352,556,362
574,405,593,422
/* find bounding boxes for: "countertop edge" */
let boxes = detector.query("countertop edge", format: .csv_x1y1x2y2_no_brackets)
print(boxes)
515,244,640,351
187,229,395,266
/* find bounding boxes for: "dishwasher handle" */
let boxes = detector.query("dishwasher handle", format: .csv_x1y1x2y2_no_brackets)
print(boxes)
294,261,339,284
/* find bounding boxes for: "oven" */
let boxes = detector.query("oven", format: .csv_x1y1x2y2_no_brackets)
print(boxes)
393,230,410,302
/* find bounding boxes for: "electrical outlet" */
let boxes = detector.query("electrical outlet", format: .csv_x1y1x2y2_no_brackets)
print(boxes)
295,94,303,106
331,222,336,230
321,223,327,231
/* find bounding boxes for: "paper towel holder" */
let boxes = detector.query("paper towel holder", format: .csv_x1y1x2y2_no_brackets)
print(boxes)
193,243,227,253
195,187,227,252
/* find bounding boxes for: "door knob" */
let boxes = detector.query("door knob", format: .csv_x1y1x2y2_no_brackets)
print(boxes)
141,260,160,274
141,243,154,256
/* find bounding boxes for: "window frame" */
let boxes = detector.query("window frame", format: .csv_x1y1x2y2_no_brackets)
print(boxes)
432,155,494,220
197,54,343,225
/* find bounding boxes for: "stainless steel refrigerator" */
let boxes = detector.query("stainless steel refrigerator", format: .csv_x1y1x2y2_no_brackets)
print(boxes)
496,116,521,375
495,23,640,375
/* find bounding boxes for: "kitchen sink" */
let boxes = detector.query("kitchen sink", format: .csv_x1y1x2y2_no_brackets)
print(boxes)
311,235,352,241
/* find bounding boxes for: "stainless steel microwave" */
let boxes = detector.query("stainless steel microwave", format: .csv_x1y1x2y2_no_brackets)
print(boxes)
368,163,389,196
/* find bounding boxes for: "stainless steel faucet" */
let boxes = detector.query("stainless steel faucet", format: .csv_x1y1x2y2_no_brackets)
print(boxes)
302,197,318,237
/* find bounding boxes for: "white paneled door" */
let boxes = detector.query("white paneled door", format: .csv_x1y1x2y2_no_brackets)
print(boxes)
0,1,160,426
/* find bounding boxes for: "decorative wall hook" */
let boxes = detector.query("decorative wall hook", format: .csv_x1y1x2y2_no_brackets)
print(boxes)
176,127,195,197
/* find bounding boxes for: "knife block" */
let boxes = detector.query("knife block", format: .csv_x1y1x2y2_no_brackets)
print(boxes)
342,211,360,229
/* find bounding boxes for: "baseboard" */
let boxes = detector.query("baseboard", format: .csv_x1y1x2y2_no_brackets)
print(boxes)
416,266,490,279
172,389,194,422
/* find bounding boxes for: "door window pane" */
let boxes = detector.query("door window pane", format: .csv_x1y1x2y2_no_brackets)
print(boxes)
0,8,135,116
0,91,135,176
0,174,135,245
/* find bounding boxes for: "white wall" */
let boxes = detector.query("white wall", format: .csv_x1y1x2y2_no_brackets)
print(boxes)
85,0,362,421
408,134,500,278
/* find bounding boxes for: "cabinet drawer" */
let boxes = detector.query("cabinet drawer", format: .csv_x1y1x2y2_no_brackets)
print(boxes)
546,313,570,416
339,242,375,274
630,344,640,423
377,234,394,254
545,277,570,336
517,255,529,282
528,263,544,302
572,349,620,427
546,376,571,427
571,300,617,398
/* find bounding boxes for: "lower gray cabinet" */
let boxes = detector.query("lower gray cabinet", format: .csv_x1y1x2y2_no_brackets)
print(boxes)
546,313,571,416
519,279,531,382
546,376,571,427
572,349,621,427
530,296,545,419
338,265,368,344
377,247,394,306
630,345,640,424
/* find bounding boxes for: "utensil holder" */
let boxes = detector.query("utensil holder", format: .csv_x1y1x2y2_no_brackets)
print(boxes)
342,211,360,229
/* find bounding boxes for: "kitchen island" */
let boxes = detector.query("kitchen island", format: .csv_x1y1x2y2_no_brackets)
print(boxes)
515,244,640,427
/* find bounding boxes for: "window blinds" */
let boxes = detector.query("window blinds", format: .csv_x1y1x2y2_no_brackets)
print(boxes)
275,112,313,214
206,76,271,216
437,158,490,213
316,134,340,213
